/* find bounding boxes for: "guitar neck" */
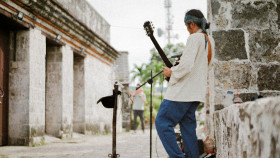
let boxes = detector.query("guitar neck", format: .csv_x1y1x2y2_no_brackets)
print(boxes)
150,35,173,68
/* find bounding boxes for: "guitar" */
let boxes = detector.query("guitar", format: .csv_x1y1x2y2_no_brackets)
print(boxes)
143,21,174,81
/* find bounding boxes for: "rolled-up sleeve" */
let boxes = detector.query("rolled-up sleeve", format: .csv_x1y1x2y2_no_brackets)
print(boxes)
169,34,201,85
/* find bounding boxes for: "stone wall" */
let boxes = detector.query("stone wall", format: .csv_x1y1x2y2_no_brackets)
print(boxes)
84,56,122,134
208,0,280,114
206,0,280,157
58,0,111,43
213,97,280,158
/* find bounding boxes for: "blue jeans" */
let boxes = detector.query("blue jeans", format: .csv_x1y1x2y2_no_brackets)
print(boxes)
155,99,199,158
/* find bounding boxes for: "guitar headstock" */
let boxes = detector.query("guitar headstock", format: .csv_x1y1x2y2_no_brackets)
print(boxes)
143,21,154,37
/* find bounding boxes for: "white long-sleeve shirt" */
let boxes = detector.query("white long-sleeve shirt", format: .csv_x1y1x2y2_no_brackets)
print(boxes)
164,29,215,103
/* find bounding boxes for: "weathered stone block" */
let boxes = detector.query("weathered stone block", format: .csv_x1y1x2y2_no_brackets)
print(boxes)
231,1,277,30
258,64,280,91
214,104,224,111
30,125,45,137
86,124,100,134
213,97,280,158
30,136,45,146
213,30,247,61
20,125,29,138
214,62,251,89
104,124,111,133
210,0,232,29
277,1,280,29
260,91,280,97
214,15,229,29
9,137,28,146
233,93,258,102
249,30,280,62
213,88,226,107
211,0,221,16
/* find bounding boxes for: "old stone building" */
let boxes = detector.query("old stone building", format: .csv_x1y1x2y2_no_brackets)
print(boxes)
0,0,122,146
207,0,280,157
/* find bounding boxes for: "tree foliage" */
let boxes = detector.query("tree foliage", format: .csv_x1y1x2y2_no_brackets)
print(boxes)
131,43,185,86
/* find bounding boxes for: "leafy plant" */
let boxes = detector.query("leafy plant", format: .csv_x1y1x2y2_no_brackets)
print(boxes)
131,43,185,86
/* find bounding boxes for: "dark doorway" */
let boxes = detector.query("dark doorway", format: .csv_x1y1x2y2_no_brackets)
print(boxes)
45,37,64,137
0,9,29,146
0,26,10,146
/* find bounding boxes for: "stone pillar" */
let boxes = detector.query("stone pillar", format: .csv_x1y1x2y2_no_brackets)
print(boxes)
120,84,131,131
73,55,85,133
9,29,46,146
46,45,73,138
61,46,73,138
207,0,280,148
115,51,130,131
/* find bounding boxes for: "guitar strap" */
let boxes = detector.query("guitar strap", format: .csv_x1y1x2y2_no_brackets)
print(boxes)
201,33,212,98
201,33,212,65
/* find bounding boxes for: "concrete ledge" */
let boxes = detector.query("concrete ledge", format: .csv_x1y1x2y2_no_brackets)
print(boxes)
213,96,280,158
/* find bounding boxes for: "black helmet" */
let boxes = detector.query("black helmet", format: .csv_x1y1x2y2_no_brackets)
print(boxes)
97,95,115,108
97,90,121,108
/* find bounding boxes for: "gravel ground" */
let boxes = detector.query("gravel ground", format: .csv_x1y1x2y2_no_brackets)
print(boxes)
0,129,168,158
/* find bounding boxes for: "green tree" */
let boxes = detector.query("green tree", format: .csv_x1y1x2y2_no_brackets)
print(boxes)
131,43,185,86
147,43,185,85
130,64,147,83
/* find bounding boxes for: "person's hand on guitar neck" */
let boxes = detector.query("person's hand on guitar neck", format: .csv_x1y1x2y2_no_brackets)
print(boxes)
162,66,172,77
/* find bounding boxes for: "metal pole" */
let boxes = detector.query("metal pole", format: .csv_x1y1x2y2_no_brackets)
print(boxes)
150,70,153,158
136,70,161,158
136,70,163,90
112,83,118,158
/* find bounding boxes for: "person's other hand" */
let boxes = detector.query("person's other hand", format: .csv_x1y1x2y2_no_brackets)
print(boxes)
162,66,172,77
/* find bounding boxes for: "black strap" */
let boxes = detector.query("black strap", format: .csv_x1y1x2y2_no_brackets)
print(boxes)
204,35,208,49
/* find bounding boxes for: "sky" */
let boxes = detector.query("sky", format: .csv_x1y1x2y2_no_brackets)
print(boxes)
87,0,207,82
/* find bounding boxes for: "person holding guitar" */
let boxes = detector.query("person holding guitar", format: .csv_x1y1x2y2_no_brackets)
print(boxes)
154,9,214,158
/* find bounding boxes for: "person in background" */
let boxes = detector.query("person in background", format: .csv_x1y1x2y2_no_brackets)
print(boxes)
131,84,147,133
155,9,215,158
